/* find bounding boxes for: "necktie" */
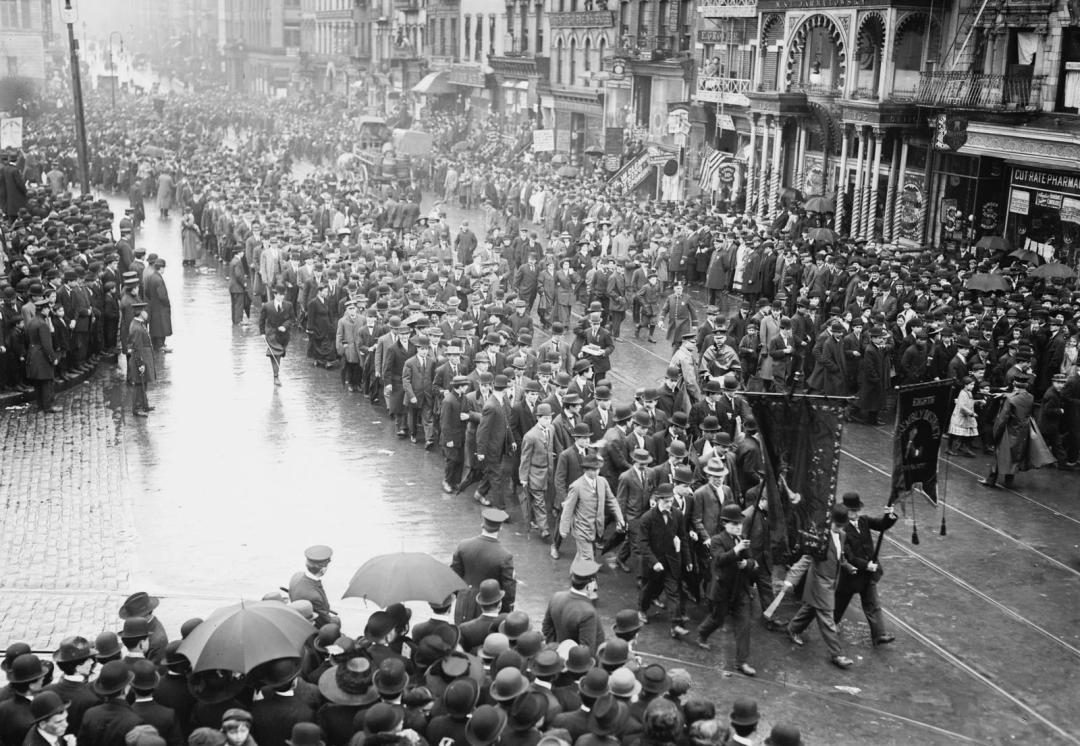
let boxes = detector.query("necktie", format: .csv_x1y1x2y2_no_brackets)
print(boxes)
276,302,281,313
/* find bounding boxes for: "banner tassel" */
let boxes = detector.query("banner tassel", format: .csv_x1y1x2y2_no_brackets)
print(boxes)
911,491,920,545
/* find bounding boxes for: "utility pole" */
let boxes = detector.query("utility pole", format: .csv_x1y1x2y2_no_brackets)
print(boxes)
62,0,91,194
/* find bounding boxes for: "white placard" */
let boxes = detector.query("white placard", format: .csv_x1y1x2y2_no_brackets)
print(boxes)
1008,188,1030,216
0,117,23,149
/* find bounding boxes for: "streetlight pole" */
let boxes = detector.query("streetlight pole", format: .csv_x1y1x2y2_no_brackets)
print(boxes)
109,31,124,109
63,0,91,195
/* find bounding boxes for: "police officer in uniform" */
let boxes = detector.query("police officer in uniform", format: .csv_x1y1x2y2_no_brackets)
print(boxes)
288,546,337,628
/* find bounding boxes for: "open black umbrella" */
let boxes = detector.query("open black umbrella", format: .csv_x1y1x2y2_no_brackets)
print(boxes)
802,195,835,213
806,227,837,244
1029,262,1075,279
343,553,466,606
1009,248,1043,265
976,235,1011,253
178,602,314,674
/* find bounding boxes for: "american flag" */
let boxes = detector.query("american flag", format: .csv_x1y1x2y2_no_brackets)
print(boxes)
697,145,727,190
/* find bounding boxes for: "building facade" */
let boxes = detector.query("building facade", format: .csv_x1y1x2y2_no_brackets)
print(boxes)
222,0,301,96
1,0,50,83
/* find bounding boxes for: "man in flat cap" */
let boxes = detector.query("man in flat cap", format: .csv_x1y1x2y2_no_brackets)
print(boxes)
288,546,337,628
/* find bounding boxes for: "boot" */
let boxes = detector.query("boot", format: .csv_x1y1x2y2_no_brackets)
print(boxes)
1003,474,1015,487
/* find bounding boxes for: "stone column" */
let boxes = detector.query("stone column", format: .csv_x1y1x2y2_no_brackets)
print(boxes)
867,128,883,241
836,124,850,235
850,126,866,239
747,114,759,215
883,133,901,243
757,115,771,220
891,136,910,243
769,116,784,219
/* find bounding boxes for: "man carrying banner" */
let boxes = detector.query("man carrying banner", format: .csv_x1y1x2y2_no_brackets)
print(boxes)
782,504,858,669
833,492,897,646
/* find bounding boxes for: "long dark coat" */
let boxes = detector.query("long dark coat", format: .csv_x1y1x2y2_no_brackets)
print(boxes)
145,272,173,338
25,314,56,381
857,342,889,412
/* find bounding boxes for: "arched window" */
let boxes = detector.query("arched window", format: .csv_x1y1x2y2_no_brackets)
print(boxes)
464,16,472,60
598,37,607,71
569,38,577,85
555,38,564,84
475,14,484,61
584,38,592,72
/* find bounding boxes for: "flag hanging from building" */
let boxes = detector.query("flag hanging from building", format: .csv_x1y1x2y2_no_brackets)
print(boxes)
697,145,726,191
889,381,954,505
743,393,847,564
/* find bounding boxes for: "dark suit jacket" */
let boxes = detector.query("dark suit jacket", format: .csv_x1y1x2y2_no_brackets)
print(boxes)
0,695,34,746
784,527,857,611
45,678,101,735
637,506,692,576
457,613,506,654
77,699,144,746
152,674,194,737
838,512,898,592
449,535,516,623
250,693,315,746
616,465,655,521
131,700,182,746
541,590,604,654
288,573,334,627
706,531,756,611
476,395,513,460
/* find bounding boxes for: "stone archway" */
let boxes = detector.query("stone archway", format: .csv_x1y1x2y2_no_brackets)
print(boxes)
786,14,847,93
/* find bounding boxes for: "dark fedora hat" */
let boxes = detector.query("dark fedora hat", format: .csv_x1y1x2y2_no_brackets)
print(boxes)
54,636,94,664
118,592,160,619
318,656,378,706
7,654,53,685
588,693,628,737
92,660,134,697
508,691,548,732
30,691,69,722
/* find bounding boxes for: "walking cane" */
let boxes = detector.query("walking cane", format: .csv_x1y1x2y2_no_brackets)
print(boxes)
264,334,281,375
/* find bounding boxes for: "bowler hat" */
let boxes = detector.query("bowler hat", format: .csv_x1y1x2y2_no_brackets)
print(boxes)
476,578,506,606
612,609,643,635
564,645,595,674
94,631,122,661
729,697,760,727
666,441,687,458
131,659,160,690
571,422,592,438
720,503,744,524
841,492,864,510
373,657,408,697
121,617,150,641
479,633,510,661
609,667,640,699
582,452,600,469
673,465,694,484
632,410,651,427
536,402,553,417
631,448,652,465
93,660,134,696
530,649,564,678
830,503,850,525
764,724,803,746
578,668,610,699
489,667,530,702
118,592,160,619
7,654,52,685
443,678,480,717
498,610,530,641
614,404,634,422
465,705,508,746
30,691,69,722
2,643,30,672
285,722,324,746
639,663,671,694
598,639,630,668
258,657,301,689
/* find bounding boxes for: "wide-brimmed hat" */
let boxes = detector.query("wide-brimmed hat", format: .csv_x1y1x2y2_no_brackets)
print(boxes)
703,457,727,477
118,591,160,619
318,656,379,706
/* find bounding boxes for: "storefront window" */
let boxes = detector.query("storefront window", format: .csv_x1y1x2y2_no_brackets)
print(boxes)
1007,167,1080,263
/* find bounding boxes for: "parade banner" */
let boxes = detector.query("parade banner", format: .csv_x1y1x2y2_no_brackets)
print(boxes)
532,129,555,152
0,117,22,149
743,393,847,563
890,381,953,505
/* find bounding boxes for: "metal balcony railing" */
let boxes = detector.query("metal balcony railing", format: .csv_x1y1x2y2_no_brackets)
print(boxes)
697,0,756,15
695,75,752,104
900,71,1044,110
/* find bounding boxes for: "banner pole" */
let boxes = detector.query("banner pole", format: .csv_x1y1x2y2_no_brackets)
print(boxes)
911,491,920,545
940,445,951,536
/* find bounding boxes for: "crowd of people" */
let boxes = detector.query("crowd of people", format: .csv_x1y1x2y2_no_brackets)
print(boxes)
2,71,1080,745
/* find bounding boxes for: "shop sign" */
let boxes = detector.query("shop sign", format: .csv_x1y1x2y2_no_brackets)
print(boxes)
448,66,486,88
604,154,621,172
933,113,968,151
605,127,623,156
717,161,737,185
897,179,924,242
1008,189,1030,216
609,150,653,193
802,155,823,195
1035,192,1063,209
549,11,614,28
1012,168,1080,197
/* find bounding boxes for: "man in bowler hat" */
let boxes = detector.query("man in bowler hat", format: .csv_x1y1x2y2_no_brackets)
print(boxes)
450,509,517,624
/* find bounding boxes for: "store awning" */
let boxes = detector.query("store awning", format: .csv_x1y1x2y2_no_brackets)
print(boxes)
412,71,453,96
